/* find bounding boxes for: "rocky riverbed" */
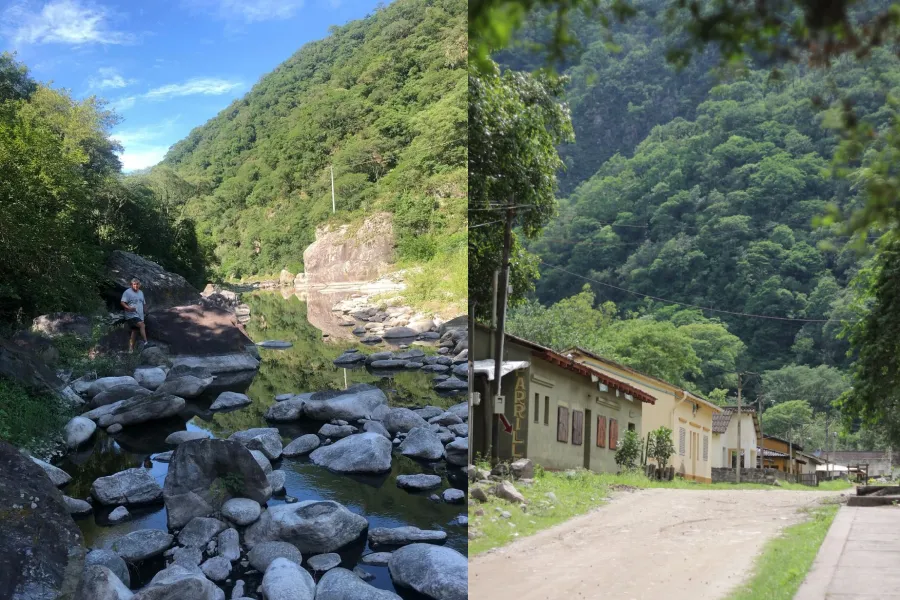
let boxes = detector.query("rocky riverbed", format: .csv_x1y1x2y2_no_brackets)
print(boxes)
5,291,468,600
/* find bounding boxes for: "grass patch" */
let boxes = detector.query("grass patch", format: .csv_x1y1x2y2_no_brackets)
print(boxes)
54,332,139,378
398,242,467,317
0,377,73,454
469,466,851,555
726,502,840,600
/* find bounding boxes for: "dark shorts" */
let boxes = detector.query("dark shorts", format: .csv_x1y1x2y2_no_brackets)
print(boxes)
127,318,144,330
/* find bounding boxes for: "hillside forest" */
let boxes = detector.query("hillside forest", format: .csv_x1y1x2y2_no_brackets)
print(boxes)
473,4,899,451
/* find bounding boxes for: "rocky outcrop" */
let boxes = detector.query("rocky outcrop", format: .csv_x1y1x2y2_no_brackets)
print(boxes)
309,433,392,473
302,384,389,422
303,213,394,286
369,527,447,550
92,393,186,429
388,544,467,600
105,250,199,310
79,565,132,600
316,568,402,600
32,313,92,338
261,558,315,600
129,564,223,600
91,468,163,506
247,541,303,572
0,442,85,600
162,439,272,529
244,500,368,553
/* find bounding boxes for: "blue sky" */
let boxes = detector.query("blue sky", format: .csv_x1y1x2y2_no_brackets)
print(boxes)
0,0,384,171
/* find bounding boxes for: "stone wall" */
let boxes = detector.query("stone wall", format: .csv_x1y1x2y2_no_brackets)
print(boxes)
711,467,793,484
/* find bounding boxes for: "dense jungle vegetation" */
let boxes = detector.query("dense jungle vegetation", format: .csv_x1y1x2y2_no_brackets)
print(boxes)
154,0,467,284
475,2,900,449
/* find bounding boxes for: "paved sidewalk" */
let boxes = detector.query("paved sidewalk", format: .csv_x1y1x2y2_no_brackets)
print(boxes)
795,505,900,600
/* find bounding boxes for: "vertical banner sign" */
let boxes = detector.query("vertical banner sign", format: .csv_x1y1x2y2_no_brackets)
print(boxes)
512,374,527,458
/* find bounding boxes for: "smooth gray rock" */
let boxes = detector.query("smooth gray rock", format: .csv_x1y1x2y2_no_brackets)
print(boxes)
134,367,166,390
383,408,428,435
221,498,261,526
217,528,240,562
434,377,467,391
166,364,213,381
87,384,152,410
87,376,139,398
244,500,368,553
65,416,96,448
91,468,162,505
109,529,173,561
257,340,292,349
333,351,365,365
130,564,225,600
315,568,402,600
247,541,303,572
444,438,468,466
361,420,391,439
228,428,283,460
267,470,286,494
369,527,447,550
302,384,388,422
156,375,213,399
413,406,444,420
165,430,209,445
396,474,442,491
353,566,375,582
108,505,131,523
383,327,417,339
261,557,315,600
29,455,71,487
200,556,231,581
265,398,306,422
162,438,273,529
85,549,130,587
369,359,408,369
420,364,450,373
275,393,296,401
306,552,341,572
63,495,93,517
250,450,273,474
282,434,320,457
441,489,465,504
178,517,227,548
447,402,467,420
92,393,186,428
448,424,468,437
171,546,202,567
360,552,392,566
107,424,123,434
80,565,133,600
309,433,392,474
399,427,444,461
210,391,252,410
429,412,463,427
388,544,467,600
317,423,357,439
153,450,174,462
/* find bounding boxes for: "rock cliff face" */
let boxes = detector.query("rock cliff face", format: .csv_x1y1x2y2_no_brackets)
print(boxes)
105,250,200,309
302,213,394,286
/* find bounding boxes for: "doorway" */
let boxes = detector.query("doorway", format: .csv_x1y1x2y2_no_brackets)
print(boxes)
583,409,592,470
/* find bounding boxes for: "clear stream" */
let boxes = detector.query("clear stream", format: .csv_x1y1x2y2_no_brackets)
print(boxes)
60,290,467,598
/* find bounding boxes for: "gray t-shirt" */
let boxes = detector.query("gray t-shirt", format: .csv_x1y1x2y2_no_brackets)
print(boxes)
121,289,146,321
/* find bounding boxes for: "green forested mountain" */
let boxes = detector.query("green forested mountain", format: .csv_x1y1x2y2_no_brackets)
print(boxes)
146,0,467,281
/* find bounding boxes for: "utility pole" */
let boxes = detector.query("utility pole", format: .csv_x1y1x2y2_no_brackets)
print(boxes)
736,372,742,483
468,303,476,467
488,205,515,463
758,393,764,469
330,165,336,213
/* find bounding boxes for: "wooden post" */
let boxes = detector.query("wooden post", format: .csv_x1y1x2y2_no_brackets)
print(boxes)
468,305,475,467
736,373,742,484
488,206,514,462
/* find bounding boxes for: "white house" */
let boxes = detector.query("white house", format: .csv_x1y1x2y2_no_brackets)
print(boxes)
711,406,760,469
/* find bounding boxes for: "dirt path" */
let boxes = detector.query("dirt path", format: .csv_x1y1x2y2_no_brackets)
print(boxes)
469,488,841,600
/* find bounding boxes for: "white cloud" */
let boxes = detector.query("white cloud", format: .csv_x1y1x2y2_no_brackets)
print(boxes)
90,67,136,90
116,145,169,171
185,0,304,23
2,0,132,46
110,118,178,172
107,95,136,112
144,77,242,100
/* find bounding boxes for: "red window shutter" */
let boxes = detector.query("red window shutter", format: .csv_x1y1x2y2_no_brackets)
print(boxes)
572,411,583,446
597,416,607,448
609,418,618,449
557,406,569,443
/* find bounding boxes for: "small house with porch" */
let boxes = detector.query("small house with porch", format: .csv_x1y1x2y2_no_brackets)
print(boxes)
710,405,760,469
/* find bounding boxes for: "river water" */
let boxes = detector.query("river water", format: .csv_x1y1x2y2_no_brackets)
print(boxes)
60,290,467,597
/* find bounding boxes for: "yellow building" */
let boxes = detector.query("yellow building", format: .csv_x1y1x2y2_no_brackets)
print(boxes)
564,347,722,483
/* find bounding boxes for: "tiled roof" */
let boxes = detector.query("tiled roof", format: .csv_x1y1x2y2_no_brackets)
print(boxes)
711,411,733,434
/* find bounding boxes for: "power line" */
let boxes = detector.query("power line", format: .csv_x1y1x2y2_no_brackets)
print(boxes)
469,219,505,229
539,261,855,323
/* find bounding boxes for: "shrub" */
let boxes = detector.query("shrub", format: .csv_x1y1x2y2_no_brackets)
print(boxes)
615,429,642,470
650,426,676,476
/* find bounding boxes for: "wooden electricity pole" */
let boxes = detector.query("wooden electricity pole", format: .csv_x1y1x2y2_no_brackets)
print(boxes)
487,205,514,463
736,372,743,484
330,165,336,213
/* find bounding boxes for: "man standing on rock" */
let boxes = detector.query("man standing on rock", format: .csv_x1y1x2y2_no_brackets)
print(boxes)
121,278,148,353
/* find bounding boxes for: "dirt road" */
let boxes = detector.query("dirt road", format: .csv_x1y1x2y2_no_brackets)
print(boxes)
469,488,840,600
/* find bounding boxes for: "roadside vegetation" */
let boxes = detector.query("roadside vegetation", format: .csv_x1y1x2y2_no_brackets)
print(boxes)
468,464,851,555
727,502,841,600
0,377,72,454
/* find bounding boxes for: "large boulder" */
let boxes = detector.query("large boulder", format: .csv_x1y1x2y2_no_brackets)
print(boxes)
282,434,320,457
243,500,368,553
396,474,442,491
209,391,251,411
227,428,283,460
84,549,130,588
399,427,444,461
87,376,139,398
32,312,93,338
129,564,224,600
444,437,468,466
301,384,388,422
265,397,306,422
383,408,428,435
90,393,186,428
169,353,259,375
156,375,212,399
30,455,72,487
88,384,152,409
0,337,66,397
247,541,303,572
0,442,85,600
388,544,467,600
368,527,447,550
261,557,315,600
109,529,173,562
221,498,261,526
79,565,133,600
65,416,96,449
316,568,402,600
309,433,392,473
91,468,163,506
133,367,166,391
162,438,272,529
302,212,394,286
105,250,200,310
177,517,227,548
